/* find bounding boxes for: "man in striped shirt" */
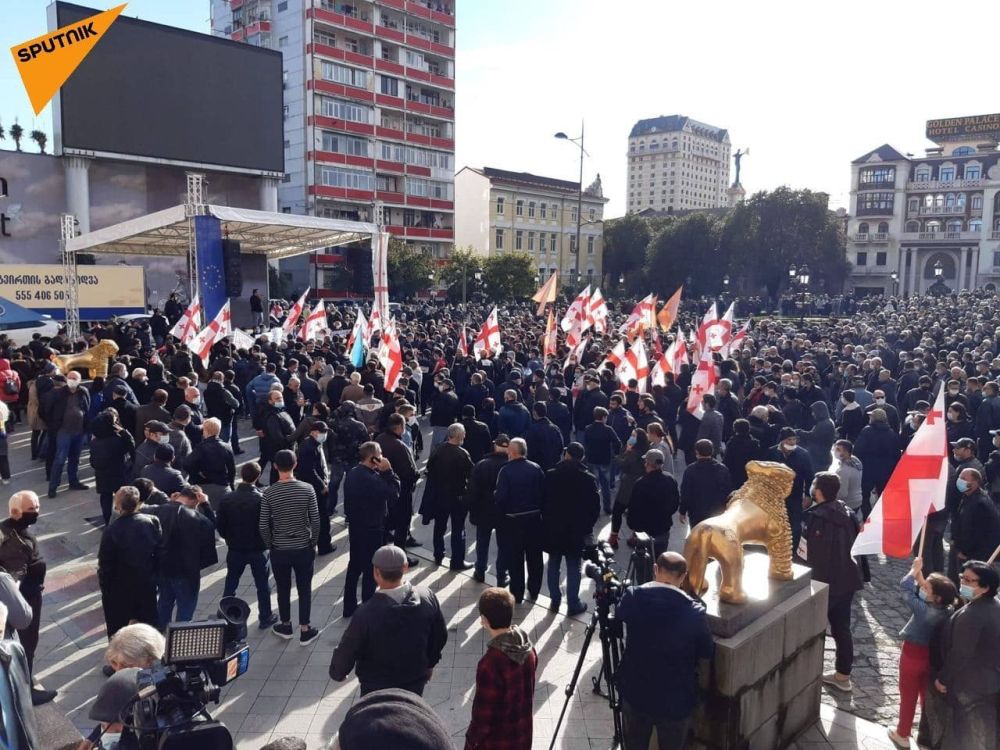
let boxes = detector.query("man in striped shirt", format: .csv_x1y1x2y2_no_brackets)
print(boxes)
259,449,320,646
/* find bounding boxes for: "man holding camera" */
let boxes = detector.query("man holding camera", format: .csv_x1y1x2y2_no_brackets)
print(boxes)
616,552,714,750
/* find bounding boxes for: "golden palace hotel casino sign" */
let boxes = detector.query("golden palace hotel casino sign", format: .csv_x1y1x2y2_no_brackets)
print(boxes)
926,113,1000,142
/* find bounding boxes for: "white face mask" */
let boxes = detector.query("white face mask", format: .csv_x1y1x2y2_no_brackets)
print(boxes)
875,398,885,405
67,379,80,390
315,433,327,444
158,435,169,445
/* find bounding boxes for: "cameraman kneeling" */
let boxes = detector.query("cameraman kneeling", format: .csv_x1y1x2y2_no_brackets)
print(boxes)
616,552,714,750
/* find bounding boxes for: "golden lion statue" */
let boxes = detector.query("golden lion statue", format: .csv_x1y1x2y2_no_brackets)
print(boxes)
683,460,795,604
54,339,119,380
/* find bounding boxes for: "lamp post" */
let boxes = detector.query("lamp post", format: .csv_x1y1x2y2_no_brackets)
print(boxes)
797,264,810,325
933,259,943,278
555,122,586,288
890,270,898,297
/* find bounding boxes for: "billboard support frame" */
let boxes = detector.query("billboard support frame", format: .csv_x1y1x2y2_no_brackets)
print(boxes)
61,214,80,341
185,172,208,307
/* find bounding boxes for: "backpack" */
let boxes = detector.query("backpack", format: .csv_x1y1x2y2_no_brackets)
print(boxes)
1,374,17,397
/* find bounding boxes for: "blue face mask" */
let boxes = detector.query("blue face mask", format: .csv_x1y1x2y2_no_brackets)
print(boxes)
960,584,976,600
627,437,637,447
274,401,285,410
917,588,929,602
956,478,969,493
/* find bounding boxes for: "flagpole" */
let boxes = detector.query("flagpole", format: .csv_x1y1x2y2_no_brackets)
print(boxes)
987,542,1000,565
917,516,928,559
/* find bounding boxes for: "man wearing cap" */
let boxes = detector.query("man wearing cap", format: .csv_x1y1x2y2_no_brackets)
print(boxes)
134,390,172,442
541,443,599,615
343,442,400,617
573,375,608,443
769,427,815,555
83,667,141,748
330,545,448,697
295,420,336,556
139,444,186,497
627,448,680,557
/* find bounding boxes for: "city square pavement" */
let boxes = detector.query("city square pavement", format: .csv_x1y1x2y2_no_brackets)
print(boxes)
8,416,911,749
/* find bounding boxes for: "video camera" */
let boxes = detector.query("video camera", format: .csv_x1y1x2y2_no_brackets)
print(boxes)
121,597,251,750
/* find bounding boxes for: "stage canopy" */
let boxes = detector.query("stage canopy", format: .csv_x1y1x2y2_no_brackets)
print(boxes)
66,204,379,261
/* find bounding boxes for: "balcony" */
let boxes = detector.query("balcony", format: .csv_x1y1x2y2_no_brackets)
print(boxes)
308,150,375,170
915,205,966,216
309,79,375,103
901,231,980,243
404,97,454,120
309,184,376,202
406,1,456,28
906,178,984,191
857,180,896,191
856,206,895,217
308,41,372,67
854,232,890,243
375,57,405,75
309,6,373,34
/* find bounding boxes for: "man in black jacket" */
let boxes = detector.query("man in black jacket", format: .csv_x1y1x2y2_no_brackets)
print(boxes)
542,443,599,615
204,371,240,443
426,423,474,569
467,434,510,585
218,462,277,630
573,376,609,442
375,414,419,558
584,406,622,514
679,439,733,529
430,378,460,447
145,485,217,628
546,388,573,445
342,442,400,617
329,402,371,513
134,390,171,443
140,444,186,497
46,371,90,498
949,467,1000,584
183,418,236,508
628,449,680,556
107,385,138,443
330,545,447,696
459,405,492,463
259,389,296,484
769,427,816,555
296,421,336,556
524,402,564,472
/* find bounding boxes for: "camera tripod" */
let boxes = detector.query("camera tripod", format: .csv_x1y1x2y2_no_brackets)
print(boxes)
549,594,625,750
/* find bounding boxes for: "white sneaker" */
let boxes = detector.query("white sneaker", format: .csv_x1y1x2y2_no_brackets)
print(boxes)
822,671,853,692
0,479,8,486
886,728,911,748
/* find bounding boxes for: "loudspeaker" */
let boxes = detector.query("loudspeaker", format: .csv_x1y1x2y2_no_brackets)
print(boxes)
222,239,243,297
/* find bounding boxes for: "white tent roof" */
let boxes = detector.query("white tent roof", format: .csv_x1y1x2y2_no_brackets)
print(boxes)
66,205,379,261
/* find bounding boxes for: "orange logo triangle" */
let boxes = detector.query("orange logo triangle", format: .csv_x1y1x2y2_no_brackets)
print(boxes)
11,4,127,115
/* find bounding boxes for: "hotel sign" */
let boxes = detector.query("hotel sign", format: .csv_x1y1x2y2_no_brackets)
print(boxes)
926,113,1000,142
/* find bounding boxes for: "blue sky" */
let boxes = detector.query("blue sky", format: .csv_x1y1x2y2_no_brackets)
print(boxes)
3,0,997,217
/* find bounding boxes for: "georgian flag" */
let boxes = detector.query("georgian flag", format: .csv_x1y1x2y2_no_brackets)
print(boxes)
685,340,717,419
300,300,329,342
619,293,656,337
190,300,231,366
378,324,405,392
852,387,948,558
457,326,469,358
600,339,627,372
473,307,502,360
724,319,751,357
282,288,311,334
169,294,202,345
561,286,591,332
617,337,650,393
668,328,689,375
563,335,590,372
587,287,609,333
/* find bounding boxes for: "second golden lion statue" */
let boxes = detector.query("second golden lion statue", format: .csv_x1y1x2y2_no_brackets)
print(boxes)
683,460,795,604
53,339,119,380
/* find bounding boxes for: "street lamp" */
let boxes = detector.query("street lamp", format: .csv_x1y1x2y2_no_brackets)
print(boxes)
555,123,587,285
933,259,943,278
890,270,898,296
797,265,810,287
722,274,730,291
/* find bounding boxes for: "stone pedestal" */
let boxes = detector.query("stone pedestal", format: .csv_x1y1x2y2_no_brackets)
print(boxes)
689,557,829,750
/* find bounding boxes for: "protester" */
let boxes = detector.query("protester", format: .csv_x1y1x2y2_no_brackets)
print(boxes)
495,437,545,603
330,545,447,696
425,423,474,569
467,434,510,585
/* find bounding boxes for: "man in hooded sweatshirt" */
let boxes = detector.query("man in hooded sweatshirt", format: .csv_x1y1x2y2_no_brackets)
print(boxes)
465,587,538,750
796,400,836,472
330,545,447,697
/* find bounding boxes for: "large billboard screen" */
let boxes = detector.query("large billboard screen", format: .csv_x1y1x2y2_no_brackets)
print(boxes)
53,2,284,173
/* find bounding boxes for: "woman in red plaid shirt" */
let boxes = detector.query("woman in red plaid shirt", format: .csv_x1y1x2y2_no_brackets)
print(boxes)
465,587,538,750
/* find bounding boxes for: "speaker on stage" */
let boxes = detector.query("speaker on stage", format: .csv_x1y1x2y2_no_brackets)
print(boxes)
222,239,243,297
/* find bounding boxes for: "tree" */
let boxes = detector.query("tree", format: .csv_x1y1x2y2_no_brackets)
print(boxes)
386,238,434,299
483,253,536,301
719,187,849,298
9,123,23,152
0,121,5,145
437,247,484,303
645,213,724,298
30,130,47,154
603,214,653,293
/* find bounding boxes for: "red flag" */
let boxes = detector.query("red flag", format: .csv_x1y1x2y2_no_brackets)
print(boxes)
169,294,202,345
852,387,948,558
619,294,656,337
473,307,501,360
561,286,591,332
587,287,608,333
601,339,627,372
457,327,469,358
300,301,328,342
617,338,650,393
190,301,232,366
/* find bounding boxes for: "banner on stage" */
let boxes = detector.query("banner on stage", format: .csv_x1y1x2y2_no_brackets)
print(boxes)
0,264,144,319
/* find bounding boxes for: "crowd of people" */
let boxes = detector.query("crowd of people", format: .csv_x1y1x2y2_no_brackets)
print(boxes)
0,286,997,749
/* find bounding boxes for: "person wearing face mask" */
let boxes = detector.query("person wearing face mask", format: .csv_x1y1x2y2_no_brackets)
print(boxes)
130,420,170,481
864,389,900,434
948,468,1000,586
886,556,956,748
260,389,296,485
984,428,1000,504
140,444,186,497
45,370,91,498
769,428,815,556
0,491,56,705
798,472,863,694
945,402,975,445
296,421,337,557
932,561,1000,750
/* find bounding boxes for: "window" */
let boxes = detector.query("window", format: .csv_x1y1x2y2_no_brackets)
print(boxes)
939,167,955,182
994,251,1000,268
496,197,504,215
857,192,894,214
317,165,376,191
515,230,523,250
569,235,577,254
516,200,524,216
587,236,595,255
322,132,371,157
540,203,547,219
908,198,919,212
550,233,558,251
402,209,416,227
571,208,578,223
277,0,287,10
528,202,536,218
380,141,404,162
856,252,868,266
539,234,547,253
906,220,920,232
877,222,889,234
380,76,399,96
875,252,887,266
404,177,452,200
278,35,289,47
550,205,558,220
859,166,895,186
281,206,291,213
322,61,369,89
953,146,975,156
281,173,291,183
317,96,372,123
947,219,962,232
965,166,981,180
495,229,504,250
914,168,931,181
588,208,596,221
858,222,869,234
972,195,983,210
970,219,983,232
528,232,535,251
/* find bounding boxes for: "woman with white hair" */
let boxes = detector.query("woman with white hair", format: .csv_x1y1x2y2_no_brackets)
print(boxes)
105,623,165,672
